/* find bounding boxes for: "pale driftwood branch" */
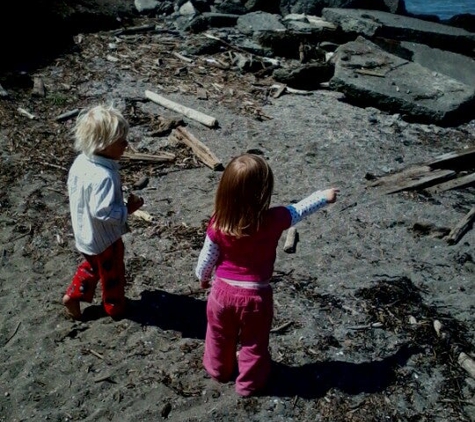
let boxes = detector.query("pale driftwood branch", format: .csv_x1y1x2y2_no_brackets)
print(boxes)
122,150,175,163
132,210,155,223
458,352,475,379
283,227,298,253
270,84,312,96
18,108,37,120
445,207,475,245
172,52,194,63
55,109,80,122
426,172,475,194
174,126,223,171
145,90,218,128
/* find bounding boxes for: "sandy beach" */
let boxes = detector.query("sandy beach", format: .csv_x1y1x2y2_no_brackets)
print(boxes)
1,13,474,422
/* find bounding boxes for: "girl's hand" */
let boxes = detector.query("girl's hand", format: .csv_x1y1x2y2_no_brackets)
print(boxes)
325,188,339,203
127,193,144,214
200,279,211,289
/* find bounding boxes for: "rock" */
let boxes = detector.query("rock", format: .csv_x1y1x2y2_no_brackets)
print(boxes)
322,7,475,56
273,62,334,89
330,36,475,126
134,0,159,13
280,0,405,17
236,11,287,36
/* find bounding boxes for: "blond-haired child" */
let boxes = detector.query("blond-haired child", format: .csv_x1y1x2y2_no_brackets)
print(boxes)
63,104,144,320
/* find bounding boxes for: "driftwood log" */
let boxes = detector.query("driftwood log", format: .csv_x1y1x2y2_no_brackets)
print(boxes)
122,150,175,163
172,126,223,171
458,352,475,380
145,90,218,128
445,207,475,245
283,227,298,253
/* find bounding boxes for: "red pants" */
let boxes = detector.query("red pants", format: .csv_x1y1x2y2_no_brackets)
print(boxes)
66,239,126,317
203,278,274,396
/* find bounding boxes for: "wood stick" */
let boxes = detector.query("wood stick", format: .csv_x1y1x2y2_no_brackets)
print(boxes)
145,90,218,128
132,209,155,223
445,207,475,245
122,150,175,163
428,146,475,170
283,227,298,253
172,52,194,63
88,349,104,359
55,109,80,122
111,23,156,36
174,127,223,170
270,321,293,333
426,172,475,194
458,352,475,379
18,108,37,120
4,322,21,346
384,169,456,194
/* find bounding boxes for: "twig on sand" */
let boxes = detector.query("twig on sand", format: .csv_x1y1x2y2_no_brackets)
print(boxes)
88,349,104,360
4,322,21,346
270,321,293,333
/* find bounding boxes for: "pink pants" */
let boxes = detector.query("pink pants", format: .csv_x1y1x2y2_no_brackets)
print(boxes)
203,278,274,396
65,239,126,317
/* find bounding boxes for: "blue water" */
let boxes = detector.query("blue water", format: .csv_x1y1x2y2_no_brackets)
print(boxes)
405,0,475,19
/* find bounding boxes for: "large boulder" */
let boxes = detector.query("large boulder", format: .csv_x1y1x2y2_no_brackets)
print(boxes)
330,36,475,126
279,0,405,16
322,8,475,56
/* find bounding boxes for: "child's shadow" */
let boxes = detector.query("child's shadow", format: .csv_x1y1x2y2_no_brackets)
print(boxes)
82,289,207,339
266,344,420,398
127,289,207,339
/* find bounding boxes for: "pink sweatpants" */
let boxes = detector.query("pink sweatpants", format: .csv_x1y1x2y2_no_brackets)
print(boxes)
203,278,274,396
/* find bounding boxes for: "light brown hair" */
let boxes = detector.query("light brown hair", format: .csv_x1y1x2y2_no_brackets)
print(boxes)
73,104,129,157
212,154,274,237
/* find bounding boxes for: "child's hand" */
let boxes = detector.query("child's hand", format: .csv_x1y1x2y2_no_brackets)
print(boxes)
324,188,339,203
200,279,211,289
127,193,144,214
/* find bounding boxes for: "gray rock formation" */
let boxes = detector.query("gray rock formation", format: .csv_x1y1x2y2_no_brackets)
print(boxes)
322,8,475,55
330,36,475,126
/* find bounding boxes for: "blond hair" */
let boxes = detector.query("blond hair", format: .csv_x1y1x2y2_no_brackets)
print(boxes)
73,104,129,157
213,154,274,237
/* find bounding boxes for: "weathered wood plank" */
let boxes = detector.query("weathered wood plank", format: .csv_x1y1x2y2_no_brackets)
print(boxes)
426,172,475,194
368,165,431,188
384,169,456,194
173,127,223,171
122,150,175,162
445,207,475,245
428,146,475,170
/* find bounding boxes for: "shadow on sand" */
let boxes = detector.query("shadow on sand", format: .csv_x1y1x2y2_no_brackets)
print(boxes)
82,289,420,399
82,289,207,339
266,344,421,398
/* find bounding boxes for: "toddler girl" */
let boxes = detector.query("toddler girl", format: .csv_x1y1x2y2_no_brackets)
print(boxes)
195,153,338,396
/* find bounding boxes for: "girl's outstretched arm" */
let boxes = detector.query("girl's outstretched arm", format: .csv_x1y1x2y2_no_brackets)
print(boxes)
195,234,220,288
286,188,339,226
